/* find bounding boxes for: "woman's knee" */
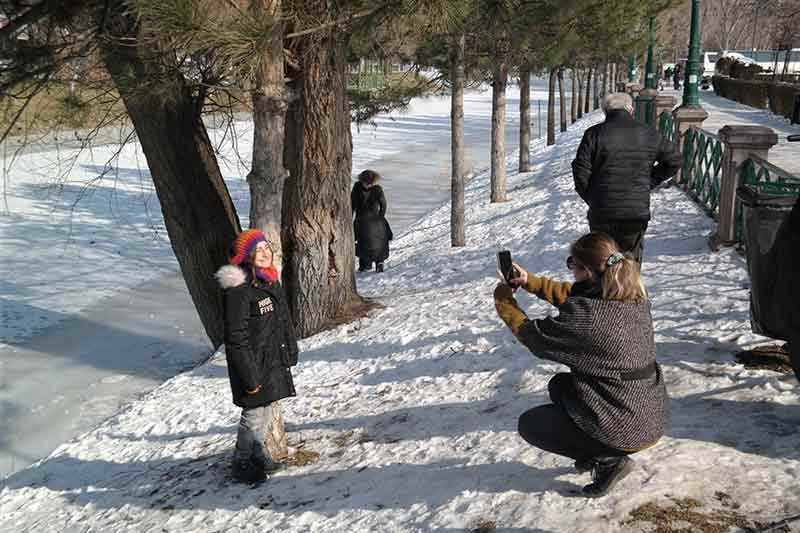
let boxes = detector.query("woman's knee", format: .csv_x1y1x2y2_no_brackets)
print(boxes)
517,407,552,446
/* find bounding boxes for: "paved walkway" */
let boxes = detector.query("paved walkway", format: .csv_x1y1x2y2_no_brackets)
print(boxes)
661,88,800,175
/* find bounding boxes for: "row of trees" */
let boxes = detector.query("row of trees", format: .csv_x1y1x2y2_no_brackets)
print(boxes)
430,0,674,245
0,0,672,341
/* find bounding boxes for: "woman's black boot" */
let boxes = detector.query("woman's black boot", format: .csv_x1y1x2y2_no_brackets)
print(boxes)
582,456,634,497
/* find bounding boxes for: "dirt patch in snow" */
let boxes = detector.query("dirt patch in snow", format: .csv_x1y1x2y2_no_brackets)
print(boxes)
471,519,496,532
735,344,794,373
285,449,321,467
620,493,785,532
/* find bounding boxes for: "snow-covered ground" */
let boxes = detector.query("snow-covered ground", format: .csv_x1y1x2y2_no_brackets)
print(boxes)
2,105,798,532
0,83,552,477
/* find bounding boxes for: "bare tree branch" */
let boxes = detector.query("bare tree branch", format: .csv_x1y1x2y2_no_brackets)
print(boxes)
0,74,52,145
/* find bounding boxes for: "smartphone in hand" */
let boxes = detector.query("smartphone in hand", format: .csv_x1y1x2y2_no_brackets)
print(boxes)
497,250,519,286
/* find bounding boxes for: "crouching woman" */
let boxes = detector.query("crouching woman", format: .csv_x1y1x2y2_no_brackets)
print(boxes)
494,232,668,497
216,229,299,484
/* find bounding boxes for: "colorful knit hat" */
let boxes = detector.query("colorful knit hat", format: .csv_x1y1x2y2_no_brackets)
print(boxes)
229,229,268,266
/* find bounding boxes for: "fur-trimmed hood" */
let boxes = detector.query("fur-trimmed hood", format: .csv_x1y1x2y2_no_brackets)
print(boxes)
216,264,247,289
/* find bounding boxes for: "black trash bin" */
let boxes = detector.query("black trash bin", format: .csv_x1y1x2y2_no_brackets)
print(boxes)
738,185,800,380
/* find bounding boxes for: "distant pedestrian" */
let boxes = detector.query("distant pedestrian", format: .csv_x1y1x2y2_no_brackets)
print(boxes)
571,93,681,265
351,169,393,273
216,229,299,484
494,232,669,497
672,65,681,90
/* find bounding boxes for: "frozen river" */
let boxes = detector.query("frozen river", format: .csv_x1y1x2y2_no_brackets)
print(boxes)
0,83,554,478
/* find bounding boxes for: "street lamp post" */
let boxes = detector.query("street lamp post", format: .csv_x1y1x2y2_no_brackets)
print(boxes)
681,0,702,107
672,0,708,178
637,16,658,124
628,56,636,82
645,16,657,91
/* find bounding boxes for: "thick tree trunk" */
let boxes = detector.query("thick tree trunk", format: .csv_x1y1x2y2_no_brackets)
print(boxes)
571,69,577,123
248,0,289,462
584,66,592,114
601,62,608,102
248,0,289,269
547,67,557,146
519,65,531,172
593,65,600,110
577,70,584,119
610,63,616,92
610,63,615,94
490,59,508,203
450,34,466,247
264,401,289,461
100,18,240,350
282,30,360,338
547,68,558,146
558,67,567,133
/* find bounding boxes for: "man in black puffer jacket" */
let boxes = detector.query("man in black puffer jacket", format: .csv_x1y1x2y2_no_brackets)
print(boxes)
572,93,681,264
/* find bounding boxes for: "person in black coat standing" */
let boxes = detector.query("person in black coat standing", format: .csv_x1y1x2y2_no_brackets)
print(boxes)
572,93,681,265
351,169,393,272
215,229,299,484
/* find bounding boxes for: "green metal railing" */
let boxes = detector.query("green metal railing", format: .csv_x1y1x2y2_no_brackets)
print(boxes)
659,114,799,246
736,155,800,241
741,155,800,193
634,96,655,125
680,127,724,217
658,111,675,143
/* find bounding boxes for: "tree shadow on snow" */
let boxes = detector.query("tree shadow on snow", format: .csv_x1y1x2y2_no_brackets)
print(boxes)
664,375,800,461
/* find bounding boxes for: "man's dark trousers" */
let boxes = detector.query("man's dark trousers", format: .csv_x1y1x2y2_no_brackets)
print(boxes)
589,220,648,265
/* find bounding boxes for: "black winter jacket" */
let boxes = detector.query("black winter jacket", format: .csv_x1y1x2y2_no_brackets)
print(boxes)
351,182,393,262
216,265,298,408
572,110,681,223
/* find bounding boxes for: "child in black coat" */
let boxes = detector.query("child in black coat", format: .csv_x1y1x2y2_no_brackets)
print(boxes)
215,229,299,484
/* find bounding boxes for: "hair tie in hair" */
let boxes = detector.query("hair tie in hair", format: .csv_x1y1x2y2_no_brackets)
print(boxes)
606,252,624,267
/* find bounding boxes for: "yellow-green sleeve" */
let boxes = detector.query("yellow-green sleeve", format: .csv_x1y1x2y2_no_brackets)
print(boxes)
522,274,572,307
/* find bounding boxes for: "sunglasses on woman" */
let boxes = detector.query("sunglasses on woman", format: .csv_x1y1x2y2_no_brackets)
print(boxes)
566,255,577,271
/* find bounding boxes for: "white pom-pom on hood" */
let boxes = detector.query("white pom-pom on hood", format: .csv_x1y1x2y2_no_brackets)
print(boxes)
215,264,248,289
